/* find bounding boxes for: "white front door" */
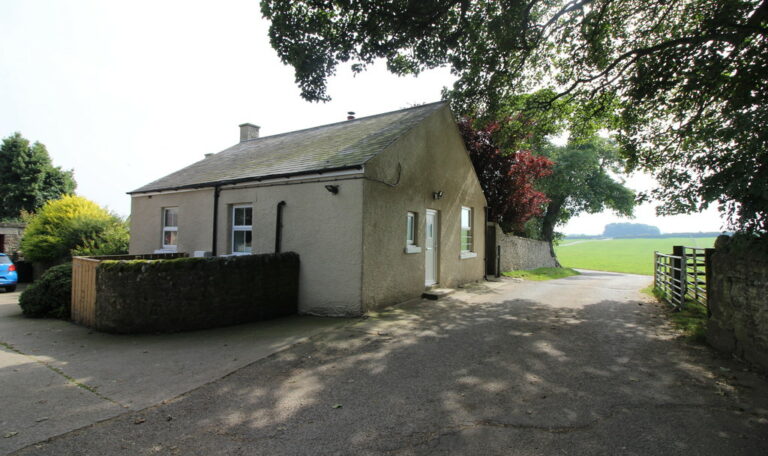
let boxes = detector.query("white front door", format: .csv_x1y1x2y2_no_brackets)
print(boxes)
425,209,438,286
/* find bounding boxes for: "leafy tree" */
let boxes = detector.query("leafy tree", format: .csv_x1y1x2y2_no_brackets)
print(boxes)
262,0,768,232
21,195,129,264
536,137,635,252
0,132,76,220
603,223,660,237
457,118,553,234
506,151,554,234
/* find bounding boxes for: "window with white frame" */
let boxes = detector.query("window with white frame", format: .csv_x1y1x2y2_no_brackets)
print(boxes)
406,212,416,245
405,211,422,253
460,206,473,253
162,207,178,250
232,205,253,254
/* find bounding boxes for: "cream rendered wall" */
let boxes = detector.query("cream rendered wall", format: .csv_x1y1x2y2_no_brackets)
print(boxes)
131,179,364,316
215,178,364,316
129,189,214,255
361,106,487,311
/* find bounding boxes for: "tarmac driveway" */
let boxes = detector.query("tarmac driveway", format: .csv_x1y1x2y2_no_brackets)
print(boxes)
0,288,347,454
7,271,768,455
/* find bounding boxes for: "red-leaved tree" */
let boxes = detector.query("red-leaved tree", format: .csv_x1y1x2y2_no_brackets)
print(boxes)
457,118,553,235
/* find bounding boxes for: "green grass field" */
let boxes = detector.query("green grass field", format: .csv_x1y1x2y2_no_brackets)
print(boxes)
502,267,581,281
554,237,717,276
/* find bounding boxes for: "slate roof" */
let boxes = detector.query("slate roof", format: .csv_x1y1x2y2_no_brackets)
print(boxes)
130,101,446,194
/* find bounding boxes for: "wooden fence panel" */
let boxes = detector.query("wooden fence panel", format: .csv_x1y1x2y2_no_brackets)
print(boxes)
71,257,99,327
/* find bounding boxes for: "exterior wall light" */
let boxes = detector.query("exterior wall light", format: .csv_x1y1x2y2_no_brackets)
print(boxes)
325,184,339,194
433,191,444,200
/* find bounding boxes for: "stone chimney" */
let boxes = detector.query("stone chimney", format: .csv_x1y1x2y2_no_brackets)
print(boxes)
239,123,260,142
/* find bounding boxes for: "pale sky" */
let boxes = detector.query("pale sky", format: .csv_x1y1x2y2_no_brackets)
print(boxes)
0,0,725,235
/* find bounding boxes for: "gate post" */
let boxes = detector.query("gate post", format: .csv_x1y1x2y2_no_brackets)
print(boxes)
672,245,687,308
705,248,715,316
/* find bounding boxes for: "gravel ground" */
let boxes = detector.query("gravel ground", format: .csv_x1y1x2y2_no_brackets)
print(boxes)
11,271,768,455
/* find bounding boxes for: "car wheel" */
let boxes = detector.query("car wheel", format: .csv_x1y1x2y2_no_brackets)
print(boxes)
5,286,16,292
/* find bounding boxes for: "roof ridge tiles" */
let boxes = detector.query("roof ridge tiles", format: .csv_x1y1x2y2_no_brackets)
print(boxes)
238,101,445,144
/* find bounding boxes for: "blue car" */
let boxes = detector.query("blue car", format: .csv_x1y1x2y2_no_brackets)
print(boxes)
0,254,18,292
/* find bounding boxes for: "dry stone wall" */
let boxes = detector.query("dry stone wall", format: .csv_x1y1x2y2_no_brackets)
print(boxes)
707,236,768,372
497,226,558,272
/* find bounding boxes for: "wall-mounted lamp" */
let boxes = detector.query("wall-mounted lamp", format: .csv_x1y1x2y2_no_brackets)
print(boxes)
325,184,340,195
432,190,444,200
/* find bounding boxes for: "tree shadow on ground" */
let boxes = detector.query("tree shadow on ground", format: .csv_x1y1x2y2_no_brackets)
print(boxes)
14,287,768,455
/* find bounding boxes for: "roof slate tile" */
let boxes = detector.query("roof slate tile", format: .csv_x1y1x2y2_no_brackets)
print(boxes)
130,102,445,194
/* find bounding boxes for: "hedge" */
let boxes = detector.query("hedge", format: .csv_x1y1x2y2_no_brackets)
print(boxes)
91,252,300,333
19,263,72,318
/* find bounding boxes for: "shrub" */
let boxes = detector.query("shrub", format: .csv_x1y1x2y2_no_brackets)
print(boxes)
18,263,73,319
21,195,128,263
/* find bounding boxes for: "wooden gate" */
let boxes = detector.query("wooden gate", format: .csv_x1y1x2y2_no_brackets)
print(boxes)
653,246,713,310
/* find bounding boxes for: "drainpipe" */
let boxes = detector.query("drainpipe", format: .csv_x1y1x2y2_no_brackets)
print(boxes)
275,201,286,253
484,206,488,280
211,186,221,256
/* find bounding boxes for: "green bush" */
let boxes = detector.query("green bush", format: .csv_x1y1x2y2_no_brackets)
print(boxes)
21,195,128,263
18,263,73,319
95,253,300,333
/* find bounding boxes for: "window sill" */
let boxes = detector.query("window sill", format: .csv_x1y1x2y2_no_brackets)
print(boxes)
405,245,422,254
460,251,477,259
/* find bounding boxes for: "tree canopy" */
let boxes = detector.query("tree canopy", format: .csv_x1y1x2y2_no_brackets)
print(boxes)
262,0,768,232
0,132,76,220
603,223,661,237
457,118,553,234
535,137,636,247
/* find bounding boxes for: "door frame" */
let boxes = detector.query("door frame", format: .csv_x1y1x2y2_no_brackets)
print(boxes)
425,209,439,286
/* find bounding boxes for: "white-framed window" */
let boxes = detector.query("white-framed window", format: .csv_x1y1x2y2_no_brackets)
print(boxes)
460,206,475,257
231,205,253,255
162,207,178,250
407,212,416,244
405,211,421,253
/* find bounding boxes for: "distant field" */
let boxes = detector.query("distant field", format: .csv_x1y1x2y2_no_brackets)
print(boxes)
554,237,717,276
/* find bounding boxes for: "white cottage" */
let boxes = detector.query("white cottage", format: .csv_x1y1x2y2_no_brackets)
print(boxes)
129,102,487,315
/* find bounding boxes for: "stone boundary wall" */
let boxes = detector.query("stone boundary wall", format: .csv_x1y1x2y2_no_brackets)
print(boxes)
497,226,558,272
707,236,768,372
92,253,299,334
0,222,25,257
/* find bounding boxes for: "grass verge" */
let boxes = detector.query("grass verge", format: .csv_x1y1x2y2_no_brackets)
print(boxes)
643,285,708,344
503,267,580,281
668,301,708,344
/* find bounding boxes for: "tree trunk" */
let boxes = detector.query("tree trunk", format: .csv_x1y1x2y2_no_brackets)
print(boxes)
541,197,565,266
